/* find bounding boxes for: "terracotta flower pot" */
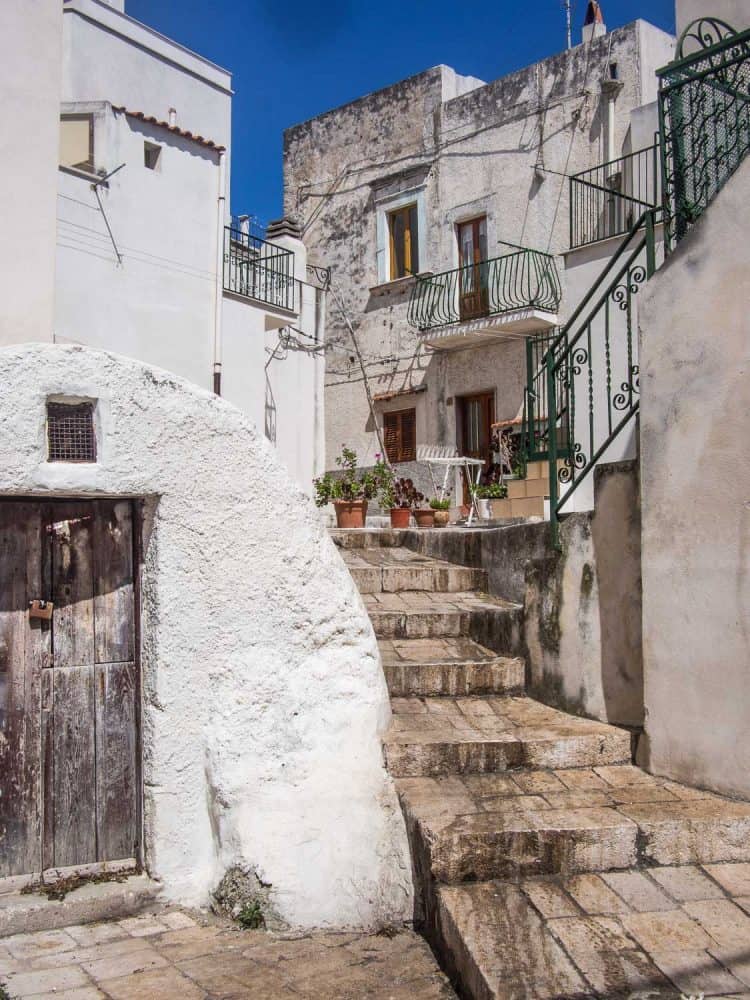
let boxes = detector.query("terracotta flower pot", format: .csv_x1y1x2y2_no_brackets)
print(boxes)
413,509,435,528
390,507,411,529
433,509,450,528
334,499,368,529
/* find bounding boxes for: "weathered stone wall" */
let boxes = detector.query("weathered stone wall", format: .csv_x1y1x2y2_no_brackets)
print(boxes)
639,158,750,799
284,22,674,481
399,461,643,727
0,343,413,929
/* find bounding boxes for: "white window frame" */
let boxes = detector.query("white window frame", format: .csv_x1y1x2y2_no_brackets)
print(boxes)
375,186,427,285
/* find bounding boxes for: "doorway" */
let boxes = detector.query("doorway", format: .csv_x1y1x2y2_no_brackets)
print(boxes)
0,499,140,878
457,391,495,501
458,216,489,321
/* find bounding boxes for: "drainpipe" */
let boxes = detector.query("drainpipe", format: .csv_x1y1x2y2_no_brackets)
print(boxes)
213,149,226,395
601,78,624,166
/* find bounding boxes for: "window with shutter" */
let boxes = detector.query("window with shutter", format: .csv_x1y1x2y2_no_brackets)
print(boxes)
387,204,419,279
383,408,416,464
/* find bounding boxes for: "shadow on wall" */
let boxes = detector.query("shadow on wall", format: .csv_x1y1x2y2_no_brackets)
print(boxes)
524,460,644,727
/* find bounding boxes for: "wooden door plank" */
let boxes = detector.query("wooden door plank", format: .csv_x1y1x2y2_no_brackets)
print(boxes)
50,504,95,670
0,503,44,877
51,664,96,867
95,661,137,861
93,501,133,664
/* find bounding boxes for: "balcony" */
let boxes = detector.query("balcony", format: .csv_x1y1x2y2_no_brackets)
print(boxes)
223,224,295,312
570,144,660,249
407,247,561,349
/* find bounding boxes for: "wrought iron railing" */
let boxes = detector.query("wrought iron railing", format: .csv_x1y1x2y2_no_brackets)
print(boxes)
546,209,659,547
518,328,569,465
570,143,660,248
658,19,750,249
223,225,295,310
407,247,561,332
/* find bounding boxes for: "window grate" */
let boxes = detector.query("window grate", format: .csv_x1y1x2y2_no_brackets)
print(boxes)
47,402,97,463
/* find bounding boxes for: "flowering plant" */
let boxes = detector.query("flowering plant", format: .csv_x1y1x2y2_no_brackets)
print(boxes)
313,447,392,507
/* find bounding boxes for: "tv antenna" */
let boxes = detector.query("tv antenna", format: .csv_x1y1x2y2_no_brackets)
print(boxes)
563,0,573,49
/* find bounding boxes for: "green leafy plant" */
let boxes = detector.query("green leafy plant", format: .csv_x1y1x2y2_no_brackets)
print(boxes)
475,482,508,500
429,498,450,510
313,447,391,506
237,900,265,929
0,984,10,1000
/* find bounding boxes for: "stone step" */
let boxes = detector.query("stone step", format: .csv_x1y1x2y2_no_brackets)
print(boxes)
0,873,161,937
379,638,525,697
330,528,408,549
341,547,487,594
384,696,632,778
396,766,750,884
436,863,750,1000
364,593,522,648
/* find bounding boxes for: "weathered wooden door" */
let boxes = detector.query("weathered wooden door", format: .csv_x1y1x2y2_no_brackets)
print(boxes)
458,216,489,320
0,500,139,877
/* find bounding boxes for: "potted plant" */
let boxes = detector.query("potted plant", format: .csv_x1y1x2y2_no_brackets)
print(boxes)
382,476,424,529
429,497,451,528
313,446,387,529
413,500,435,528
474,482,508,519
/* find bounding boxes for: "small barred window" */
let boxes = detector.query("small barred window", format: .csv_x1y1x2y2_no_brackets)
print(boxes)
47,402,97,463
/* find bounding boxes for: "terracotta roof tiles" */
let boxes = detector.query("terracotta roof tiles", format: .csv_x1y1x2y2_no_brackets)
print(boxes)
112,106,225,151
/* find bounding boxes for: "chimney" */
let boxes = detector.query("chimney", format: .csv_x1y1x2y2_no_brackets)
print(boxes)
168,108,177,127
582,1,606,43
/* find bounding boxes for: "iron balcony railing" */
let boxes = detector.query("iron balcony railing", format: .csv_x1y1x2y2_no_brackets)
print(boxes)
223,225,295,311
570,144,661,249
658,18,750,250
407,247,561,332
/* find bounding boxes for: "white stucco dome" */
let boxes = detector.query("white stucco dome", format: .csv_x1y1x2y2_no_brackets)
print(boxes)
0,342,412,928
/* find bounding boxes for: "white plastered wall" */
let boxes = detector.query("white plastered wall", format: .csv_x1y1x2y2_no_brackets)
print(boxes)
0,343,412,929
0,0,62,345
639,158,750,799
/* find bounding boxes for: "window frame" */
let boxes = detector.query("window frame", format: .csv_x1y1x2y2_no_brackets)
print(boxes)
59,112,95,173
144,141,162,171
383,408,417,464
387,203,419,280
375,187,427,285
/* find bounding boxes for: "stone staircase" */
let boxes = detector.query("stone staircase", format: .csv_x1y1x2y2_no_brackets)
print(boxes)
333,528,750,1000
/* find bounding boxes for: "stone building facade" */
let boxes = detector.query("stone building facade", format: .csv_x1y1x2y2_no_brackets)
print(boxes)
283,16,674,495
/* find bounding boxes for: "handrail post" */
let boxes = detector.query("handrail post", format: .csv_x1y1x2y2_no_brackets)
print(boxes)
645,209,656,277
546,349,560,551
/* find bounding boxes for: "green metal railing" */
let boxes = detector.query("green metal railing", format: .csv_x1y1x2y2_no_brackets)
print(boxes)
546,209,659,548
519,328,569,466
408,247,561,332
570,143,660,248
658,19,750,250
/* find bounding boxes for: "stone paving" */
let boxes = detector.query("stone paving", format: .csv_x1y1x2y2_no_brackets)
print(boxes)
0,909,456,999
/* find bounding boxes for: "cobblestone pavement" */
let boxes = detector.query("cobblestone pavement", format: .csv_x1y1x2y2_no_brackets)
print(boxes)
0,909,456,999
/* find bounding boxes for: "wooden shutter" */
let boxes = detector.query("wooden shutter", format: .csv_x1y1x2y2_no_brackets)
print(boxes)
383,408,416,463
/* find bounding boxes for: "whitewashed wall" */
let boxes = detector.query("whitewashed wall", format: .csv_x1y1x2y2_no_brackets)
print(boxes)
55,108,218,391
0,0,62,345
639,159,750,800
0,343,412,928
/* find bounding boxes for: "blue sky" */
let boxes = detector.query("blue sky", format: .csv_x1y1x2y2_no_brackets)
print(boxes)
127,0,675,224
